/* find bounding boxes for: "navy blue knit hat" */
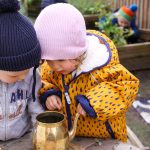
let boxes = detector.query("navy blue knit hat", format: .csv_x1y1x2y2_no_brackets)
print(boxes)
0,0,41,71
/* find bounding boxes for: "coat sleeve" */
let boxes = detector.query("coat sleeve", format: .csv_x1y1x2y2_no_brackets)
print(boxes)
39,62,62,109
130,16,139,37
75,64,139,121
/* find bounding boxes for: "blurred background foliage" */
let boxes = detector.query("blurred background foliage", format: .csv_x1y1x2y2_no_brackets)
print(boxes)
20,0,128,46
68,0,112,15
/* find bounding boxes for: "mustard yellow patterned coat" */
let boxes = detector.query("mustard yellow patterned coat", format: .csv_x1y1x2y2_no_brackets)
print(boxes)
39,30,139,142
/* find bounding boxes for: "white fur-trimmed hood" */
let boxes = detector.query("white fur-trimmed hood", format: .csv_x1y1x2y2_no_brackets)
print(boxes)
75,34,111,76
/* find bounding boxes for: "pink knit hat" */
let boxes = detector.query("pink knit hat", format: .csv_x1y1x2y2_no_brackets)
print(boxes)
34,3,88,60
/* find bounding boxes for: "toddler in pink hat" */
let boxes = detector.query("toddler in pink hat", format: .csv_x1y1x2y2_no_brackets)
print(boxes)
35,3,87,60
35,3,139,141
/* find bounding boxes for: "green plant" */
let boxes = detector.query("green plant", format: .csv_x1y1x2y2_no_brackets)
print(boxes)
27,0,41,6
68,0,128,46
68,0,112,15
25,0,41,17
96,13,131,47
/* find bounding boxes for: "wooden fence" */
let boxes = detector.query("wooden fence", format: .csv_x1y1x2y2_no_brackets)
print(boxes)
113,0,150,29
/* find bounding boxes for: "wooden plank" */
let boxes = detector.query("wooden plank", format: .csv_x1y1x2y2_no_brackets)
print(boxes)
84,15,99,29
126,0,129,6
127,126,145,149
139,1,143,28
118,40,150,71
148,1,150,29
117,0,120,7
84,15,99,23
143,0,148,28
120,55,150,71
130,0,133,5
136,0,140,26
116,28,150,71
122,0,126,5
139,29,150,41
118,42,150,59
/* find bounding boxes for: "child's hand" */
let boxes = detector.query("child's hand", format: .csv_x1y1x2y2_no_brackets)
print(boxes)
129,29,134,36
77,103,86,116
46,95,62,111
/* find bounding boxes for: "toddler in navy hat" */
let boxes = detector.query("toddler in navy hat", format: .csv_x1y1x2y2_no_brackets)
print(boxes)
0,0,43,141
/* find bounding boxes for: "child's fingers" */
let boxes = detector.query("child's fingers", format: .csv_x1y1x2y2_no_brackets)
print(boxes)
46,97,56,110
46,96,62,110
49,99,56,110
56,97,62,110
77,104,86,116
80,109,86,116
51,97,61,110
46,99,53,110
46,97,53,110
51,99,58,109
78,107,86,116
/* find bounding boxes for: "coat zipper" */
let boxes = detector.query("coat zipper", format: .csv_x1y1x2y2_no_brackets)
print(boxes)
64,90,71,105
62,75,72,130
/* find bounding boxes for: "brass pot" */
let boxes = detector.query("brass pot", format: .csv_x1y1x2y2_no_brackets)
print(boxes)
33,111,80,150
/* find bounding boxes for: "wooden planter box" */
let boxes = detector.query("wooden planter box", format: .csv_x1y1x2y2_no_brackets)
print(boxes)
118,29,150,71
28,4,41,17
84,14,99,29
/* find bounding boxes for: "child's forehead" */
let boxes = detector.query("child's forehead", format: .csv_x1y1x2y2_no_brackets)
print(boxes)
118,16,129,23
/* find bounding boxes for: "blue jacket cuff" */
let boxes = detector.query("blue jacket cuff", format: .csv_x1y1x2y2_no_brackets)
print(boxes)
39,89,62,109
75,95,96,117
